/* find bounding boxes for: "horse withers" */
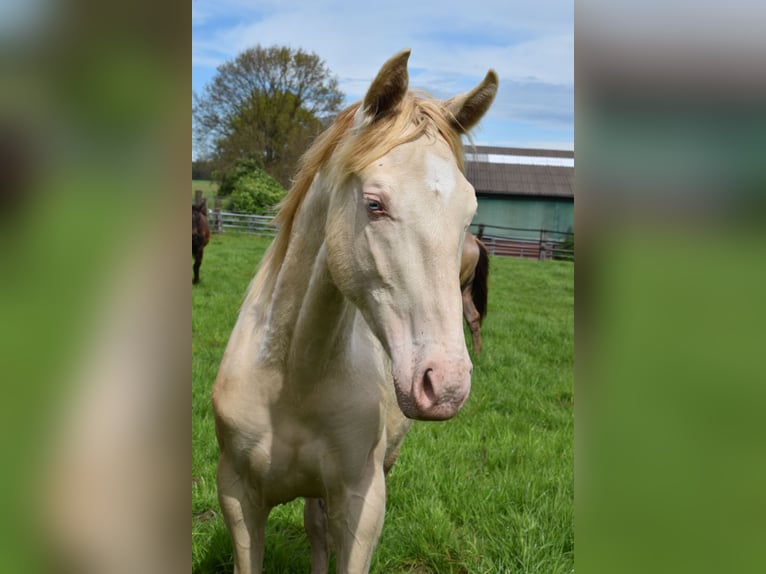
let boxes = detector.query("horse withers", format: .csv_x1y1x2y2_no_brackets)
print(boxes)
192,199,210,284
212,50,497,573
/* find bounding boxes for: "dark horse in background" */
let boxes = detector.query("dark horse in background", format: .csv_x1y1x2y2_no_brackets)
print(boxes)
460,231,490,354
193,199,210,284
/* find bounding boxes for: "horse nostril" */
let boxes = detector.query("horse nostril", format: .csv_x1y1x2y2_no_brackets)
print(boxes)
422,368,436,402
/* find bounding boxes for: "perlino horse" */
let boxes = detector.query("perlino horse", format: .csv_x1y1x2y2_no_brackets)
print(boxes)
212,49,497,573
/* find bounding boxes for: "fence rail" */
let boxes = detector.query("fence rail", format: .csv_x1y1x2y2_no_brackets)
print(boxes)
208,210,573,261
208,210,277,237
469,223,574,261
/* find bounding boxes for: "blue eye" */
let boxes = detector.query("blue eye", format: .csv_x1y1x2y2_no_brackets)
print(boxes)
366,200,382,212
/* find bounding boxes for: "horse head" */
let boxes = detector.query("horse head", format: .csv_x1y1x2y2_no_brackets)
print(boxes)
192,199,207,230
324,50,497,420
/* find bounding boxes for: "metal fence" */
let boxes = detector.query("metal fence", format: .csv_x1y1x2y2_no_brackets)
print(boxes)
208,210,573,261
208,210,278,237
469,223,574,261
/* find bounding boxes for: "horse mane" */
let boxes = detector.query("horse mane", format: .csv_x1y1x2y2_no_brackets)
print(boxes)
471,239,490,324
244,92,467,311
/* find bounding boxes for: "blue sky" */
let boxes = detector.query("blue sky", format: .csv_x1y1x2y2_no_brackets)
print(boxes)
192,0,573,153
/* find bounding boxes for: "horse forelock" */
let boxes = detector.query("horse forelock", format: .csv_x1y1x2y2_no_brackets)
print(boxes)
341,93,465,176
244,92,467,310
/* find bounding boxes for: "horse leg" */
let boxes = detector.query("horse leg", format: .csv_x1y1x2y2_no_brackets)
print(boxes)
326,463,386,574
304,498,331,574
193,249,202,284
217,453,270,574
471,325,482,355
462,288,483,354
383,406,412,474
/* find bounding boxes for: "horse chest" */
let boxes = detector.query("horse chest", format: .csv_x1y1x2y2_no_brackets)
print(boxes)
216,314,390,505
254,430,326,502
244,407,382,505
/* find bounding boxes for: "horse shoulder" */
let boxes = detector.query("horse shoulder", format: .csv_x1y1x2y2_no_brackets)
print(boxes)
212,324,284,452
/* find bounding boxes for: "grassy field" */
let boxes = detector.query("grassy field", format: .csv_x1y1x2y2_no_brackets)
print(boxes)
192,233,574,573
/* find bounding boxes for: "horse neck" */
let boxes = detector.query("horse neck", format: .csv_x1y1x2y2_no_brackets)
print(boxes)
252,174,356,371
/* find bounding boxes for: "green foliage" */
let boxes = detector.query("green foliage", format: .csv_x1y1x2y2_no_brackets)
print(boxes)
226,164,286,215
553,233,574,261
193,235,573,573
193,45,344,188
214,158,257,197
192,159,213,180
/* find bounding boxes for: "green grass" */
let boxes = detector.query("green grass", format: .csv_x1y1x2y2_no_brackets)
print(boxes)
193,233,573,573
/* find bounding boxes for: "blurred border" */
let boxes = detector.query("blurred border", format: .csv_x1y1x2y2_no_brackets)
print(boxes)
577,1,766,573
5,0,765,572
0,0,190,571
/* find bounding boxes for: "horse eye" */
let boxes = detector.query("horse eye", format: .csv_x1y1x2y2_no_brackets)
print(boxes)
366,200,382,212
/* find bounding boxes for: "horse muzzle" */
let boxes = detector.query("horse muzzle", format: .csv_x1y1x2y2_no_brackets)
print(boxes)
392,351,473,421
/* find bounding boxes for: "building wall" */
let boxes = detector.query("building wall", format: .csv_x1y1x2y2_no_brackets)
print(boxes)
473,195,574,239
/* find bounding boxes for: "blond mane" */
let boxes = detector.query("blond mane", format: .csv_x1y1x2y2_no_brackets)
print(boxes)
244,92,467,309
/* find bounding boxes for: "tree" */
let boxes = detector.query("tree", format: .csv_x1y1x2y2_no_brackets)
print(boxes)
192,159,213,180
193,45,344,188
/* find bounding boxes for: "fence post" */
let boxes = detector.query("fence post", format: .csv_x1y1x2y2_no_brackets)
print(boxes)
213,197,222,233
194,189,203,206
539,229,546,261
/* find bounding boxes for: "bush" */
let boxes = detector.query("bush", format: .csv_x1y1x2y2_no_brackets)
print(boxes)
226,166,286,215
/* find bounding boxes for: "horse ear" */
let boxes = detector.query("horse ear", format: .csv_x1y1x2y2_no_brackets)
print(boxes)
445,70,499,133
361,49,411,123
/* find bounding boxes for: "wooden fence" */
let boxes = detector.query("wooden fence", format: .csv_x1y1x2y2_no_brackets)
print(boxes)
205,206,573,261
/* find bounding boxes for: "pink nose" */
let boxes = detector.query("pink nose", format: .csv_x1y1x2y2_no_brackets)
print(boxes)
411,360,472,420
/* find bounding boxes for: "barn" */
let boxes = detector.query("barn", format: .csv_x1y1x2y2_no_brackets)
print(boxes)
465,146,574,259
